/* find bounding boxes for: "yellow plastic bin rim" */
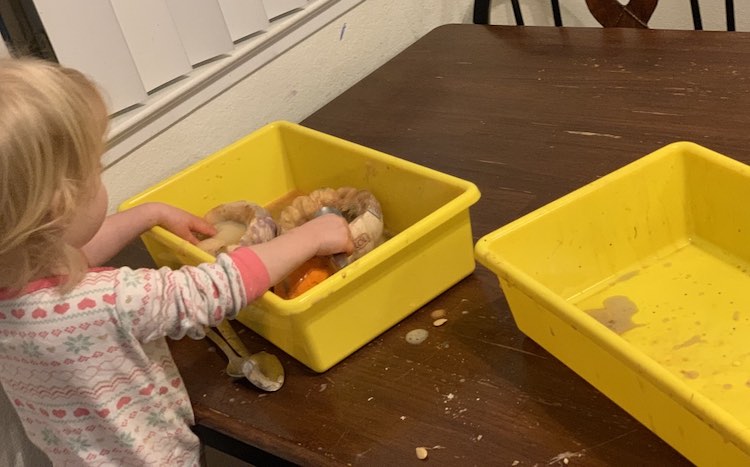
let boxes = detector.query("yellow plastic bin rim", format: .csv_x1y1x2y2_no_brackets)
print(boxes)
121,121,481,316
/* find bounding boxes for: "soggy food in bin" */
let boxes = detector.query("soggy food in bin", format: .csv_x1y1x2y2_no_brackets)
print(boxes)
274,256,336,299
195,201,277,255
196,187,385,298
278,187,385,261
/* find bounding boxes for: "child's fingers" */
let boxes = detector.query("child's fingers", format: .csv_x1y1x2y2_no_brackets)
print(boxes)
346,235,355,255
182,232,201,245
166,217,216,244
191,218,217,237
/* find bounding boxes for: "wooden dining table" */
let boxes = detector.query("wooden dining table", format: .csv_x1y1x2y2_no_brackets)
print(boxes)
110,24,750,465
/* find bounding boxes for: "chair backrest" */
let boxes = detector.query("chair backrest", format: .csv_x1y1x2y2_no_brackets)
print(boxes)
473,0,737,31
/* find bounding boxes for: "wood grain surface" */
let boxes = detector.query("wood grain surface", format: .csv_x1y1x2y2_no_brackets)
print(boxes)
111,24,750,466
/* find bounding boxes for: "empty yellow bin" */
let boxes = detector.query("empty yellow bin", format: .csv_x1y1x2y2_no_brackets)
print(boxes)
475,141,750,465
120,121,480,372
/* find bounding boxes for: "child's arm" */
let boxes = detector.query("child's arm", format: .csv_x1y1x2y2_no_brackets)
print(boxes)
82,202,216,266
245,214,354,286
116,213,354,342
218,213,355,305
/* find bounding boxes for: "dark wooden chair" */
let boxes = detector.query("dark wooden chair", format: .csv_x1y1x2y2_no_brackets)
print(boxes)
473,0,736,31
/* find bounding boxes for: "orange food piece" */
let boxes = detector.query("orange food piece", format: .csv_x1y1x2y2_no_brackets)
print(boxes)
275,257,334,299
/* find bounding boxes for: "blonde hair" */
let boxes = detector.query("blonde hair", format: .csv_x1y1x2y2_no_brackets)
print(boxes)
0,58,108,292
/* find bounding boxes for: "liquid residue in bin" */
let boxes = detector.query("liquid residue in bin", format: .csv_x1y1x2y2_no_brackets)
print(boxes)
584,295,642,334
672,334,705,350
614,270,640,283
681,369,700,379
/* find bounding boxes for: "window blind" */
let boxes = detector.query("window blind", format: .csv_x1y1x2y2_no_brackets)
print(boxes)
262,0,308,20
30,0,309,114
110,0,192,92
218,0,271,42
1,0,361,164
32,0,147,113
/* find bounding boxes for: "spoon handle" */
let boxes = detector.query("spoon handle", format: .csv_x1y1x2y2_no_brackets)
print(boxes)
216,320,252,358
204,327,238,359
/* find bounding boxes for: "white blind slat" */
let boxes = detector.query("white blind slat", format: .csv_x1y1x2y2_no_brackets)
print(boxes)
165,0,233,65
261,0,307,20
110,0,192,92
32,0,147,113
218,0,270,42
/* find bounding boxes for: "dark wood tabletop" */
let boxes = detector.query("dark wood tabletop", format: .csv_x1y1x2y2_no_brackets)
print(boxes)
110,24,750,465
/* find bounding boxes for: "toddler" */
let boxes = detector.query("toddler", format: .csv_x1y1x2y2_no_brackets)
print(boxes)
0,58,353,466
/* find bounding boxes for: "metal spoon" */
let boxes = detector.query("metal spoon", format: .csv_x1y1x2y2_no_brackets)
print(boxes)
203,326,285,392
216,321,285,392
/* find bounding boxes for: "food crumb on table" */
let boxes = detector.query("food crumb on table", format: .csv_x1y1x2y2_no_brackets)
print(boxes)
406,328,429,344
430,309,446,319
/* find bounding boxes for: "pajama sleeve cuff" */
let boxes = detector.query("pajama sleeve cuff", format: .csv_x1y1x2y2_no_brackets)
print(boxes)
228,247,271,301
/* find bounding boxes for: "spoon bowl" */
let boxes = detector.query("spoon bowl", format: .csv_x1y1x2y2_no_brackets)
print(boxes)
234,351,284,392
204,327,285,392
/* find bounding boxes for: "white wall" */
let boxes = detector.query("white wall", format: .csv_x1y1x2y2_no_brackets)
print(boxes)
103,0,474,211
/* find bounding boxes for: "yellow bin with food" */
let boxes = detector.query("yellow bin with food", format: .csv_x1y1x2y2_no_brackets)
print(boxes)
474,142,750,465
120,121,480,372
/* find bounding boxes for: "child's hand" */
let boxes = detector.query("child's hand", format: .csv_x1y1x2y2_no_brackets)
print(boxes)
293,214,354,257
83,202,215,266
155,203,217,244
244,214,354,286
